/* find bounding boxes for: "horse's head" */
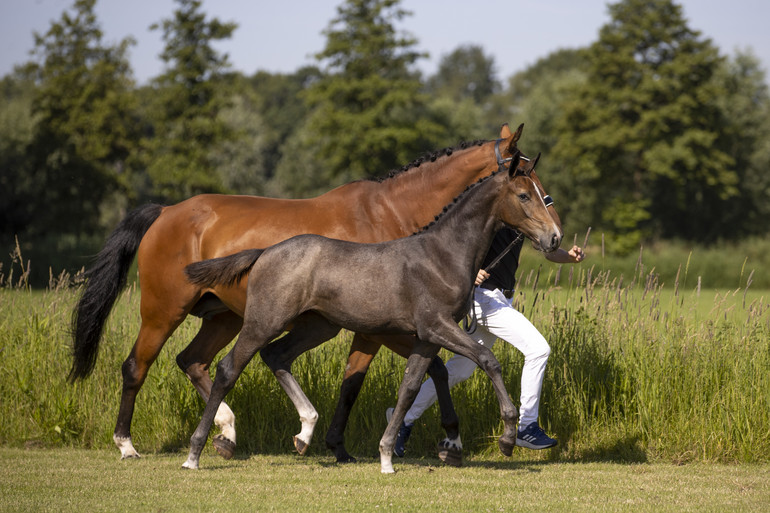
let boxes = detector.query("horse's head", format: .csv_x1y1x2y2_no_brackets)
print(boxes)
497,151,563,253
498,123,562,234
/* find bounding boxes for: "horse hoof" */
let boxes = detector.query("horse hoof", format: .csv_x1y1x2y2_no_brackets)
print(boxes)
498,437,515,457
336,454,357,464
213,434,236,460
293,436,309,456
437,443,462,467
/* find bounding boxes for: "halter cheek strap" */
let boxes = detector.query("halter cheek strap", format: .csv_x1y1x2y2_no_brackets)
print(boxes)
494,138,531,173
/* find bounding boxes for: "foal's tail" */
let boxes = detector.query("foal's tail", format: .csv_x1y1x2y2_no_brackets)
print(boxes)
69,204,164,382
184,249,265,288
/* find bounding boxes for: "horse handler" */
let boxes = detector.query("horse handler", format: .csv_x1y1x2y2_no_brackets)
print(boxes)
387,226,585,456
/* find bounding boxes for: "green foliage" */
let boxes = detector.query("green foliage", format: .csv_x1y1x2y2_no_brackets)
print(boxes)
426,44,500,103
275,0,444,195
2,0,769,280
3,0,139,285
552,0,738,247
143,0,237,202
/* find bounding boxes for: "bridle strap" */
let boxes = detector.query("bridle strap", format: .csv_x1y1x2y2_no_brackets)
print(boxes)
494,138,531,173
494,138,513,173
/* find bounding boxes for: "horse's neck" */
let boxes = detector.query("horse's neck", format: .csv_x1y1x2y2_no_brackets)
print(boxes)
375,144,494,231
422,175,504,275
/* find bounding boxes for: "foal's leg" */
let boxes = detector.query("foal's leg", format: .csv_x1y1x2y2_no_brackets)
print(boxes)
420,319,519,457
175,310,243,459
379,340,441,474
183,319,284,470
259,312,341,456
379,335,461,465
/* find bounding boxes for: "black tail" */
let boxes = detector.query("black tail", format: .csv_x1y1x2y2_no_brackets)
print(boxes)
184,249,264,288
69,204,163,382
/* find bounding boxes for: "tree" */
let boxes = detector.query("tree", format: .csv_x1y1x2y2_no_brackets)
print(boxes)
143,0,236,202
552,0,736,251
274,0,443,196
711,51,770,237
426,44,499,104
10,0,137,266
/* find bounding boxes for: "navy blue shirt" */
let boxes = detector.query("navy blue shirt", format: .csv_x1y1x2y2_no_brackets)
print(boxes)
480,227,523,292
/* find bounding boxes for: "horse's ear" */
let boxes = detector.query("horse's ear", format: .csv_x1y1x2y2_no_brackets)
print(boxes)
512,123,524,144
505,123,525,155
508,150,521,178
531,152,541,170
499,123,512,138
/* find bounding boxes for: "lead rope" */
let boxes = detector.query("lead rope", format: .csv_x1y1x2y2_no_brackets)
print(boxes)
462,230,524,334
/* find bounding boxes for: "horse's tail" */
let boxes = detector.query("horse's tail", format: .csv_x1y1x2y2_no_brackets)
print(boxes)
184,249,265,288
69,204,164,382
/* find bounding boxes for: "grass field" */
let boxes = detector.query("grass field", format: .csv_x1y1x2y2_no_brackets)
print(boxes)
1,448,768,512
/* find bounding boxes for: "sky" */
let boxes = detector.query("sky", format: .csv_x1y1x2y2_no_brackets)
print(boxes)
0,0,768,85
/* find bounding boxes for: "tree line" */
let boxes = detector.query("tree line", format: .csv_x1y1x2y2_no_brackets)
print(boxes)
2,0,769,285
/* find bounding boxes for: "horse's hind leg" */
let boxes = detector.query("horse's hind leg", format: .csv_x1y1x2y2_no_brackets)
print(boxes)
175,310,243,459
115,318,184,459
260,312,341,456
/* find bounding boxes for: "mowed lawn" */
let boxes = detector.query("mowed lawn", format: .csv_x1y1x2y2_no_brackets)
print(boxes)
0,448,768,512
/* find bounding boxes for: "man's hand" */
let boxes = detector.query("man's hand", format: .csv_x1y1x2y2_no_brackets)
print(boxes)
545,245,585,264
475,269,490,285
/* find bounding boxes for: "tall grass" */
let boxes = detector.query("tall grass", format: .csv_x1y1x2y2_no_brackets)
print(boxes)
0,248,768,464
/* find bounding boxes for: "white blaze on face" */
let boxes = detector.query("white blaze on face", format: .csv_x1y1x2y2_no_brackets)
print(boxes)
527,176,562,241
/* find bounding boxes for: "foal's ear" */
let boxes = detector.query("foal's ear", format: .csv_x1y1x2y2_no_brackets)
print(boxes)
507,150,521,178
531,152,541,170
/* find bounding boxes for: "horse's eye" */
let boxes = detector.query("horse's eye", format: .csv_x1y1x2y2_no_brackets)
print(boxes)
518,194,529,201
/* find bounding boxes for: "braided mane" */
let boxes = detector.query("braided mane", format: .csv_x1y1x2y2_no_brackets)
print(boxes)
369,139,488,183
410,169,503,236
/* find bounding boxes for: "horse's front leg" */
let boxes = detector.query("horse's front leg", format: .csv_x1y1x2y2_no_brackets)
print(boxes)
175,310,243,459
260,312,341,456
183,319,278,469
421,318,519,457
379,340,440,474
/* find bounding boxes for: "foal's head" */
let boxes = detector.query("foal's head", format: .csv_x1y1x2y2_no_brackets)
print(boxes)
498,152,563,253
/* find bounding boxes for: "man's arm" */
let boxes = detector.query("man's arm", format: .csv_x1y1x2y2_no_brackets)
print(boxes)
544,245,585,264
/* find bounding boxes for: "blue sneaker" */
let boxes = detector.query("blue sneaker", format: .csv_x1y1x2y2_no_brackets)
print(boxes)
516,422,557,450
385,407,412,457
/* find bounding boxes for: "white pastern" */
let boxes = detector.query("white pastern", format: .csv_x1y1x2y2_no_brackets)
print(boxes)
113,435,140,459
214,402,236,444
440,435,462,451
181,453,199,470
380,450,395,474
296,407,319,447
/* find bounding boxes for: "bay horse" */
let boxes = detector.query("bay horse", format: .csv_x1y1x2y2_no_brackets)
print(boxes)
180,151,562,473
69,123,559,463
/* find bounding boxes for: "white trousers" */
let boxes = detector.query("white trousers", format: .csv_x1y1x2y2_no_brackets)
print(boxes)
404,287,551,428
